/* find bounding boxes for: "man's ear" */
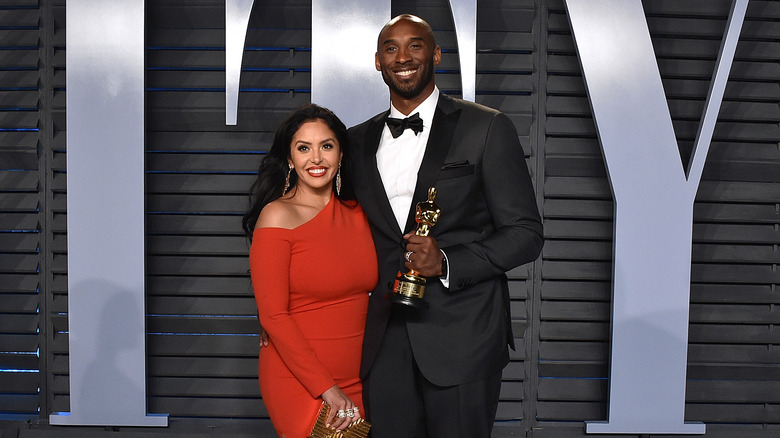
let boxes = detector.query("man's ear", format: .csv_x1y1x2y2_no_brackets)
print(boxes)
433,45,442,66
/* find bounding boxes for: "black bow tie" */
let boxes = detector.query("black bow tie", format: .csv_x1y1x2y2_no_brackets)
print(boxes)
385,112,423,138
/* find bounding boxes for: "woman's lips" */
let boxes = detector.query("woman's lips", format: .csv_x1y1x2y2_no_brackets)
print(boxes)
307,167,327,177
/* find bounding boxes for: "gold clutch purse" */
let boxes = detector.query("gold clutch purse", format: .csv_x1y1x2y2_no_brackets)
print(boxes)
309,402,371,438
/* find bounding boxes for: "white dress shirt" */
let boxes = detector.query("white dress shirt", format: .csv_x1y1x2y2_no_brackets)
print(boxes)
376,87,440,229
376,87,450,286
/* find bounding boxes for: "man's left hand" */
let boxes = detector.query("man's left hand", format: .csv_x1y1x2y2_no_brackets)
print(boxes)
403,233,443,277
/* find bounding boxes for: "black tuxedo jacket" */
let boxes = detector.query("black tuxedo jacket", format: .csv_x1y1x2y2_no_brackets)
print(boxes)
348,93,543,387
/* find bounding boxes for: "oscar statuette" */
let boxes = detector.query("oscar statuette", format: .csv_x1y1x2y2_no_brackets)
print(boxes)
391,187,441,309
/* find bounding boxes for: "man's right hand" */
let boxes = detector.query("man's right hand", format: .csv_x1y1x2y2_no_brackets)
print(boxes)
258,327,269,347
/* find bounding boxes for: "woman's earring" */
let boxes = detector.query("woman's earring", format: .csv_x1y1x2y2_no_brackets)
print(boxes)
336,162,342,196
282,165,292,195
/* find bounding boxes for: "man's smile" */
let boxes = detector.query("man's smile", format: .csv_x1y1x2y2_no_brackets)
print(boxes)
395,68,418,78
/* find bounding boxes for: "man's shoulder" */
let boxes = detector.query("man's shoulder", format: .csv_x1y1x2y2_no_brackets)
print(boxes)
439,93,501,118
348,111,387,135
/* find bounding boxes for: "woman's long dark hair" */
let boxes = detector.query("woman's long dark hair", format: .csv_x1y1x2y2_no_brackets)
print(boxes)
242,103,355,239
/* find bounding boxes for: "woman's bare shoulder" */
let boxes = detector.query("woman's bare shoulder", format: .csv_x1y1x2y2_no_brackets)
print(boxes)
255,199,298,230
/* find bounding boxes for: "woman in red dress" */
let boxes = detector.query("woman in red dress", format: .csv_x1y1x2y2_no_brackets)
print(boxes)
242,104,378,437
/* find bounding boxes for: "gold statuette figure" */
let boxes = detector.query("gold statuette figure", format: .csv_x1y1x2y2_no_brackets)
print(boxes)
391,187,441,309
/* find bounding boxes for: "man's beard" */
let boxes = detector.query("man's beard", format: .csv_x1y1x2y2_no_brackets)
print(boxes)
381,58,435,100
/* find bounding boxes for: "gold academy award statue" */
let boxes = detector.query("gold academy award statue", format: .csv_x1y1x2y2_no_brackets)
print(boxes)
391,187,441,309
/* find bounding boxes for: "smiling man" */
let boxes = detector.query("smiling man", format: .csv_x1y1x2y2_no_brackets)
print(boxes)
347,14,544,438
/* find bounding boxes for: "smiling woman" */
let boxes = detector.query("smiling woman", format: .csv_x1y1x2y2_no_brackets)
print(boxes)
242,104,377,437
242,104,356,237
286,120,343,202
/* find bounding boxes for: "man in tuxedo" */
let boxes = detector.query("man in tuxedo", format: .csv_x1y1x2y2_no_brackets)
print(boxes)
348,14,543,437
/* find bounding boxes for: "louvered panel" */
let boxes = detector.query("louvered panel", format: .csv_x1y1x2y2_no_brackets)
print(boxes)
540,321,609,342
147,50,312,70
0,394,39,414
1,0,774,435
147,235,250,255
538,378,604,403
147,397,267,419
152,357,261,378
693,243,780,263
149,255,249,276
0,233,37,253
541,64,612,426
685,1,780,423
148,70,311,90
0,351,37,372
48,394,270,420
693,285,778,308
692,264,779,284
147,215,242,235
536,401,604,421
0,171,38,191
686,404,780,425
687,381,780,404
0,0,41,421
148,298,256,317
148,153,263,173
0,132,36,150
144,0,309,422
148,317,258,336
689,324,779,343
697,223,775,244
539,341,608,362
148,131,273,152
147,194,248,214
539,0,779,428
0,89,37,109
475,0,537,422
147,91,309,117
148,174,255,194
0,274,38,293
148,276,251,296
47,253,65,275
147,377,260,398
0,290,37,312
149,334,258,357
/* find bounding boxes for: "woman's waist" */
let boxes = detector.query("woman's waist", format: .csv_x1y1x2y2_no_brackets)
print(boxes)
288,297,367,339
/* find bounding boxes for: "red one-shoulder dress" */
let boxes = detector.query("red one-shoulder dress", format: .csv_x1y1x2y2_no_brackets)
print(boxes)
249,194,378,438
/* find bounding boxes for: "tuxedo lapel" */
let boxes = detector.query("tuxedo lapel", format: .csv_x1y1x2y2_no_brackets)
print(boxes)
357,112,403,239
403,95,460,233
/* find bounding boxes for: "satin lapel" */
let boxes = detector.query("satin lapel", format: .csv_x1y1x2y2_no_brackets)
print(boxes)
403,95,461,233
358,112,403,239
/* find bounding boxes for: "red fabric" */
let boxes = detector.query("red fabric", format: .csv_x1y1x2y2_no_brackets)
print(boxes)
250,195,378,438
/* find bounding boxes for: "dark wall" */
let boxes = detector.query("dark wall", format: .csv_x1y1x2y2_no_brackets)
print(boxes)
1,0,778,436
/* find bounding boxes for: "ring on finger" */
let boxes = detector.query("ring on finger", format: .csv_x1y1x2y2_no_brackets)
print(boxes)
405,251,414,263
337,409,346,419
346,408,355,418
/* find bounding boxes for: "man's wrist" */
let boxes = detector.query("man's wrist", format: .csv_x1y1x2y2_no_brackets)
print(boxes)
439,250,448,278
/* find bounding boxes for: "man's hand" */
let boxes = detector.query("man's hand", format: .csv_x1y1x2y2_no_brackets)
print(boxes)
403,233,443,277
258,327,269,348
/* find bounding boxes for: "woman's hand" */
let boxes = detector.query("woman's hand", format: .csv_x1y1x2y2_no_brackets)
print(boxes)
321,385,362,430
